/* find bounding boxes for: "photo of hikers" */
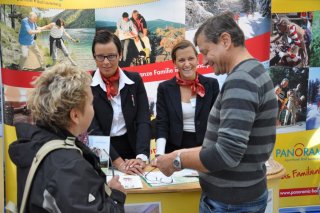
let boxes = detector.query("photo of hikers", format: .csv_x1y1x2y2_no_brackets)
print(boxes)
270,12,313,68
269,66,308,133
95,0,185,67
0,5,96,71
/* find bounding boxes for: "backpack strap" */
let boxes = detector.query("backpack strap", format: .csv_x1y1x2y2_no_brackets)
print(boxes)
19,137,82,213
104,183,112,196
19,136,113,213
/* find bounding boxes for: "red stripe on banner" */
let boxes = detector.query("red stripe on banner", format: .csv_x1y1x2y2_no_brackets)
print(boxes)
1,32,270,87
279,187,319,197
1,62,212,86
122,60,213,83
245,32,270,62
2,69,41,88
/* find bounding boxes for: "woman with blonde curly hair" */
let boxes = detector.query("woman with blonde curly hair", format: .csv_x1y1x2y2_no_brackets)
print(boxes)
9,64,126,212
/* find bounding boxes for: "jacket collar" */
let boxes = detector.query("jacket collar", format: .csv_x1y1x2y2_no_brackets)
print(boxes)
167,74,208,121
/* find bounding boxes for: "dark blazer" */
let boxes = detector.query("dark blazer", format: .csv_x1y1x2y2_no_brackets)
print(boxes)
156,74,219,149
89,70,151,160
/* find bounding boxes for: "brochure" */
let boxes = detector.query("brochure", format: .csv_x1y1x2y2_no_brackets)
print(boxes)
142,169,199,187
105,169,143,189
88,135,110,166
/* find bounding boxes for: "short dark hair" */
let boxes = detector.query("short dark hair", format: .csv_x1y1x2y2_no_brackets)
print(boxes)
122,12,129,18
194,11,245,47
55,18,64,27
171,40,198,62
92,29,122,56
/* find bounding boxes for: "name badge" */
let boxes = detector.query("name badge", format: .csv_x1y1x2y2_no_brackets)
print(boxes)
190,98,196,108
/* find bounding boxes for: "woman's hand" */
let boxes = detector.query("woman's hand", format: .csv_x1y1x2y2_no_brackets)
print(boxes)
118,159,145,175
107,175,126,194
114,157,146,175
125,158,146,169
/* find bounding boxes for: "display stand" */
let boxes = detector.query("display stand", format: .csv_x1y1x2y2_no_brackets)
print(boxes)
126,161,285,213
0,138,4,213
266,159,286,212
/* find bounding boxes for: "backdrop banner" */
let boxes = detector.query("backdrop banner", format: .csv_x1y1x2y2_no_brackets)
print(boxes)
1,0,319,211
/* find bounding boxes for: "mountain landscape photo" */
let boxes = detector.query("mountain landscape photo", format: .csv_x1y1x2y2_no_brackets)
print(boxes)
186,0,271,30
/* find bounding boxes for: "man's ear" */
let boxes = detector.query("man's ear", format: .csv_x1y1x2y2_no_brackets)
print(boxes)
220,32,232,49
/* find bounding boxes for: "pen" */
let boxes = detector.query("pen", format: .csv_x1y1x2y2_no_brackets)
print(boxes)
111,166,115,177
131,94,135,107
87,129,94,135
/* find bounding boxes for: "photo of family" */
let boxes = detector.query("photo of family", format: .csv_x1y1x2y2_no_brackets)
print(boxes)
269,66,309,133
95,0,185,67
0,5,96,71
270,12,313,68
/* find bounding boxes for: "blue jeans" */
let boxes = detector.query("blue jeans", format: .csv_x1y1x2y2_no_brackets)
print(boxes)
199,190,268,213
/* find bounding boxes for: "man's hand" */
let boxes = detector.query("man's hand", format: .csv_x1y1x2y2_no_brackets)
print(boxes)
155,152,176,176
150,157,158,167
108,175,126,194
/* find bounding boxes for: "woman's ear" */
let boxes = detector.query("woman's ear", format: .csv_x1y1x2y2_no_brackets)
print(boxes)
68,108,83,136
69,108,80,125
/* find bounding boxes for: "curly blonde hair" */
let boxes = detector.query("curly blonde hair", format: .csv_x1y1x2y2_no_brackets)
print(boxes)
28,64,92,130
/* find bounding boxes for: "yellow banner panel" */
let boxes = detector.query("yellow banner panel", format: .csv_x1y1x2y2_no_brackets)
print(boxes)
0,137,4,213
272,0,320,13
4,124,18,206
274,129,320,207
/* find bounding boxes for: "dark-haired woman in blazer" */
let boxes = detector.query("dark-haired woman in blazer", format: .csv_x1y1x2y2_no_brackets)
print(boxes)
155,40,219,155
89,30,151,175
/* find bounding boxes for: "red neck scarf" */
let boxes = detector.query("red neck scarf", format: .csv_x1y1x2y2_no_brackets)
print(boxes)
175,72,205,97
100,68,120,100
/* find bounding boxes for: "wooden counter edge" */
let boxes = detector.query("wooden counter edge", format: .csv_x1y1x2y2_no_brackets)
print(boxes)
127,167,286,194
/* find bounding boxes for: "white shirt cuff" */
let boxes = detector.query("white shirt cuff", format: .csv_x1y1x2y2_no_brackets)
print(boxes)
136,154,148,162
156,138,166,155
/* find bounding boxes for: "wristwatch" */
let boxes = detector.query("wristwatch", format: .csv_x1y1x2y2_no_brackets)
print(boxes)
173,152,182,171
